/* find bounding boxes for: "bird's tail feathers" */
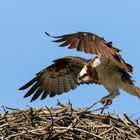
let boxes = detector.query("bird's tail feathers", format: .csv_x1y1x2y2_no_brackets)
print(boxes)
120,81,140,99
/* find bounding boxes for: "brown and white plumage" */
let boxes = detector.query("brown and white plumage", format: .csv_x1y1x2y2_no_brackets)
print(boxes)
19,32,140,103
19,56,89,102
77,55,140,103
45,32,132,72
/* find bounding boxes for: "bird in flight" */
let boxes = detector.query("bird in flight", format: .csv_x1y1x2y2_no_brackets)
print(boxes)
19,32,140,104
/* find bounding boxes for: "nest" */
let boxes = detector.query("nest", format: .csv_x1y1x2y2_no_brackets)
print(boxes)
0,102,140,140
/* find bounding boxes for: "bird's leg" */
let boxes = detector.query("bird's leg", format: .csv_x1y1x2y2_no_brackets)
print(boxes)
100,90,120,105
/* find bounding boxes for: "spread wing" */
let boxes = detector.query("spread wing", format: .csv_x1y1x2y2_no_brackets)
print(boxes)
45,32,132,72
19,56,88,102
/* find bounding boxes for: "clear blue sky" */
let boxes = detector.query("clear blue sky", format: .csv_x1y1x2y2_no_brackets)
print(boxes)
0,0,140,118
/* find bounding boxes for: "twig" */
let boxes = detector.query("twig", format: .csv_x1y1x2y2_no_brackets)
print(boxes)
100,102,110,114
123,113,140,129
53,126,103,139
117,114,139,138
99,126,114,136
45,106,54,132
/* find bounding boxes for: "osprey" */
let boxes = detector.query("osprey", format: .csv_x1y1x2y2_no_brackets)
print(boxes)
19,32,140,104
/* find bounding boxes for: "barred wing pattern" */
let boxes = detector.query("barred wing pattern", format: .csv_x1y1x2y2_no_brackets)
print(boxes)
19,56,88,102
45,32,132,72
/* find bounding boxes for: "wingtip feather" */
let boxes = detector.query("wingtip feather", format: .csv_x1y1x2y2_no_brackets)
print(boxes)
19,78,36,90
45,32,51,36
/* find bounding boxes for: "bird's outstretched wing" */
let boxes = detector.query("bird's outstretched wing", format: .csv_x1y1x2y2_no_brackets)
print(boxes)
19,56,88,102
45,32,132,72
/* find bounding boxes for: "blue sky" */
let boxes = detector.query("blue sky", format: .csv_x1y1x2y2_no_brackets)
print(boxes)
0,0,140,118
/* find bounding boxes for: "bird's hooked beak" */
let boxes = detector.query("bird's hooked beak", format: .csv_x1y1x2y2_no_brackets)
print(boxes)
77,75,82,84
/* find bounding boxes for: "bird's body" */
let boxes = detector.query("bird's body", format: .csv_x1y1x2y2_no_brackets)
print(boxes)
19,32,140,103
78,55,140,102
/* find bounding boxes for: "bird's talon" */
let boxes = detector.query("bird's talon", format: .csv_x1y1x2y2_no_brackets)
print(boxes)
100,96,113,105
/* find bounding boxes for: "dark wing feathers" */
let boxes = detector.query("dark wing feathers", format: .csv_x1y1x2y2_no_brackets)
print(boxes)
19,56,88,102
45,32,132,72
23,83,39,98
41,90,48,100
45,32,117,55
19,77,37,90
31,87,44,102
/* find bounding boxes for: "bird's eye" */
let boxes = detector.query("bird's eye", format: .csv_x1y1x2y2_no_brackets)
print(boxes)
78,74,88,80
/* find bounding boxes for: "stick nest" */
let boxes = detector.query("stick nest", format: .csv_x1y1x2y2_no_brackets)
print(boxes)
0,102,140,140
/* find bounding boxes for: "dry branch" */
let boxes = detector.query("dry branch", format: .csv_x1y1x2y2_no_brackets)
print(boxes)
0,102,140,140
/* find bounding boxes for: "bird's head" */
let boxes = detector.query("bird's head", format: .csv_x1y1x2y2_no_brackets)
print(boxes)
77,64,93,84
77,59,100,84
